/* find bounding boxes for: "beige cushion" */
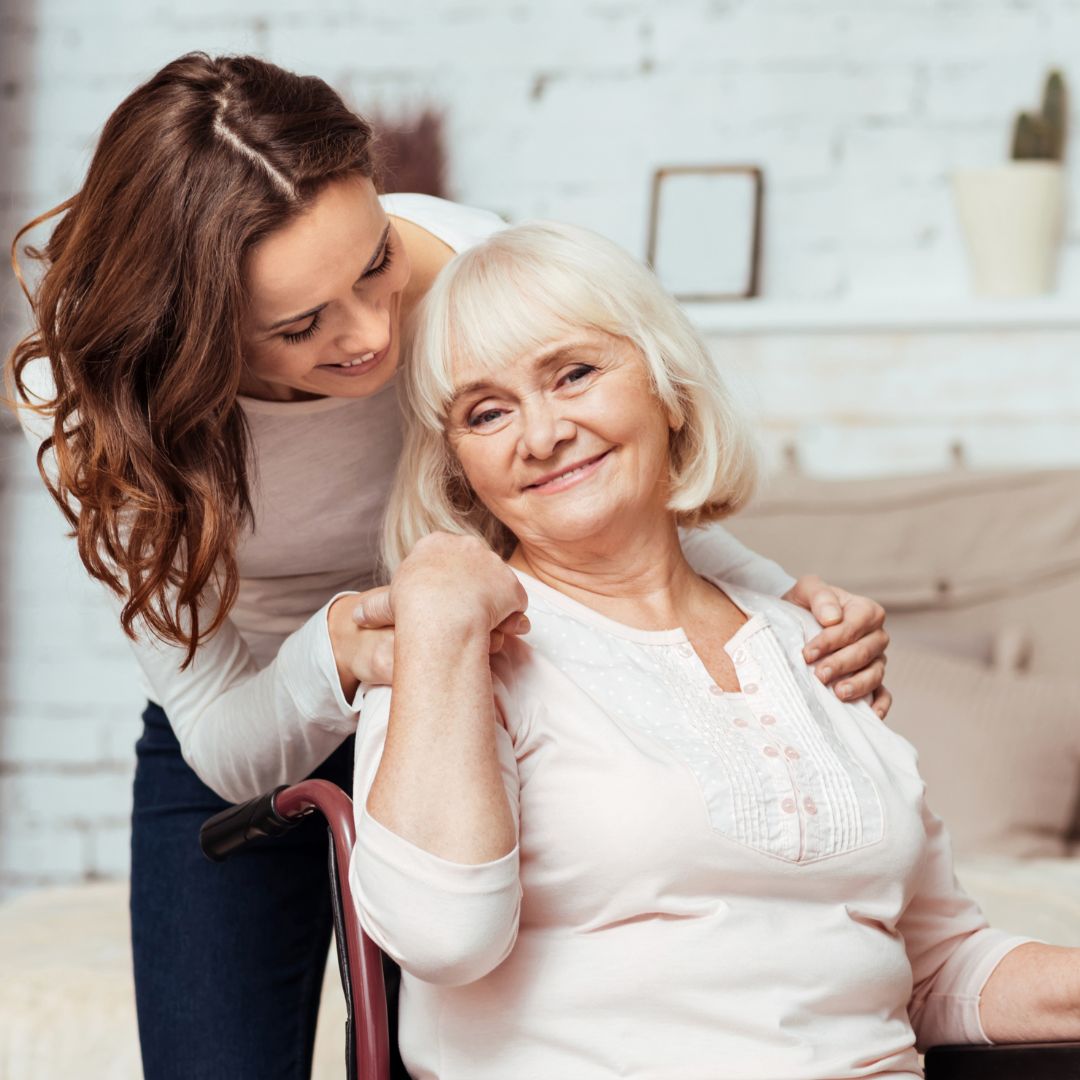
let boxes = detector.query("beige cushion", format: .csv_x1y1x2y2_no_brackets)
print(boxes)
880,644,1080,858
727,468,1080,677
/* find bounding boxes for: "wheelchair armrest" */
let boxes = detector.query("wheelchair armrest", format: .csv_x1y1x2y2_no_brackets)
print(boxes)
924,1041,1080,1078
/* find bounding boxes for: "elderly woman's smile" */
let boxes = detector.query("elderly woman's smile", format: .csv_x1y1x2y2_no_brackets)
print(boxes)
521,448,613,493
447,330,673,549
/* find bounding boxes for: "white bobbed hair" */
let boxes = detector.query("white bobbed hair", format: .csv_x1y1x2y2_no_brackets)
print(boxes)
382,221,759,572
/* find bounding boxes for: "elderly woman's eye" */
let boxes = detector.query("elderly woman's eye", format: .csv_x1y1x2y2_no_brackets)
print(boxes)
562,364,596,385
468,407,506,429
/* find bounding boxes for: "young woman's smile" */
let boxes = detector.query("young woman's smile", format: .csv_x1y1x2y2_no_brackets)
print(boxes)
240,175,411,401
314,336,393,379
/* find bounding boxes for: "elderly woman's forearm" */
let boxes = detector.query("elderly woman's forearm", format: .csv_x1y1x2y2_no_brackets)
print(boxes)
365,624,516,864
979,942,1080,1042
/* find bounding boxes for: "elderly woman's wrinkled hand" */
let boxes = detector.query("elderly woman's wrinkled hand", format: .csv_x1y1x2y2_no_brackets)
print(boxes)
343,550,529,686
784,574,891,719
389,531,530,648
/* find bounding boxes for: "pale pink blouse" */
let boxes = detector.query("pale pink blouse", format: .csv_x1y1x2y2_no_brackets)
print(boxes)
350,571,1032,1079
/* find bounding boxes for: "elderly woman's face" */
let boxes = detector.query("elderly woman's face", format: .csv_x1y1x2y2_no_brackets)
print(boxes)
446,329,674,548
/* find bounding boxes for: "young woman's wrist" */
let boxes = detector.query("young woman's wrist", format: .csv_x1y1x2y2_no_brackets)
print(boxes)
327,593,363,700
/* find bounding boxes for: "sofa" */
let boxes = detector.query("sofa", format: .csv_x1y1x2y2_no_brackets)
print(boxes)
3,465,1080,1078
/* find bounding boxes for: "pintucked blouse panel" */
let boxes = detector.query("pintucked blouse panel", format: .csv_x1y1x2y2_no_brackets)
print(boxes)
519,578,885,864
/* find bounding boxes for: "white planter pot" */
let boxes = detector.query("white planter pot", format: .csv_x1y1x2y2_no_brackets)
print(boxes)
952,162,1066,297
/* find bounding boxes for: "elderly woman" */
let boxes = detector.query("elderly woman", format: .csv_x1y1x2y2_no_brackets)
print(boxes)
349,222,1079,1079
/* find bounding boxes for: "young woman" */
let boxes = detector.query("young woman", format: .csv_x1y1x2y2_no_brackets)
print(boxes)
8,53,890,1080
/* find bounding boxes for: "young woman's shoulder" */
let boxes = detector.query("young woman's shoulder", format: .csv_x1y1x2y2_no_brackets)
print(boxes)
378,193,506,255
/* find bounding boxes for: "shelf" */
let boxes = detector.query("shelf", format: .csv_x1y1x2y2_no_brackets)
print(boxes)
681,297,1080,336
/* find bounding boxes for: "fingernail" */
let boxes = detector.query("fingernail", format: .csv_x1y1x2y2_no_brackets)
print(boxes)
838,683,852,699
822,606,841,622
516,615,531,634
805,647,820,662
818,666,833,682
351,603,365,622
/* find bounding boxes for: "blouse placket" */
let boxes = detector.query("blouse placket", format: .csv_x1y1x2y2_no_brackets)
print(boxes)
722,614,885,862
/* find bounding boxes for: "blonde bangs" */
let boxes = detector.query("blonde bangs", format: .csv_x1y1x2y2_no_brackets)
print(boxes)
408,230,644,429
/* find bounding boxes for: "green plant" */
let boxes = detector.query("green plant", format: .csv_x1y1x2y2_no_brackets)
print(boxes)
1011,69,1068,161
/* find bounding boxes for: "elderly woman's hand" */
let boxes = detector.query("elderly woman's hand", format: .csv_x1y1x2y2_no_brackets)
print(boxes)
342,536,530,687
783,575,891,719
391,532,529,640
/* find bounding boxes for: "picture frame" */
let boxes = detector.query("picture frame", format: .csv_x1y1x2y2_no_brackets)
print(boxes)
646,164,765,302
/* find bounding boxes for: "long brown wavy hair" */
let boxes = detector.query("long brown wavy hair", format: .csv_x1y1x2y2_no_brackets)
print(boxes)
7,53,379,666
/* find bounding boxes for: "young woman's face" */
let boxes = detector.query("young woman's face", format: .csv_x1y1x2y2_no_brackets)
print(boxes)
446,329,674,550
241,175,411,401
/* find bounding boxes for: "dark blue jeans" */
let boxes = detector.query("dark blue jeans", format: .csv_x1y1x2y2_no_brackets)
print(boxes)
130,701,374,1080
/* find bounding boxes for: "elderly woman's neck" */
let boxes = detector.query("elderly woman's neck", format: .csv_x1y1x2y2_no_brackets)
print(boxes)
508,518,707,631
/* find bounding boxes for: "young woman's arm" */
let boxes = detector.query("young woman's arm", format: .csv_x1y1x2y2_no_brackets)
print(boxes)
679,522,796,596
126,587,370,803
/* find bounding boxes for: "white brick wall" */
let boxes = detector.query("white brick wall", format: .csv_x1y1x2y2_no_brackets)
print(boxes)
3,0,1080,896
0,428,144,897
702,321,1080,475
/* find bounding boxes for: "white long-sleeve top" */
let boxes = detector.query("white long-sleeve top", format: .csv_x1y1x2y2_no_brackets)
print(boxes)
350,569,1033,1080
14,193,794,802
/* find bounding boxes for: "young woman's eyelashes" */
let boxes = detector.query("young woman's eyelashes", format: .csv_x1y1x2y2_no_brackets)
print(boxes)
282,313,322,345
365,235,395,280
465,363,599,429
280,236,395,345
